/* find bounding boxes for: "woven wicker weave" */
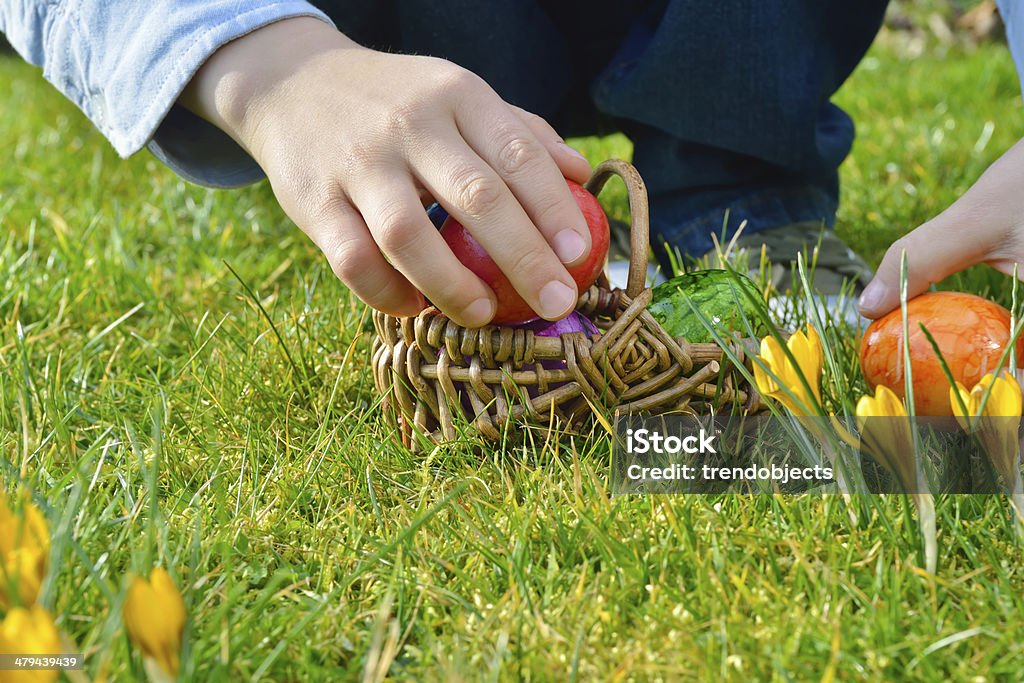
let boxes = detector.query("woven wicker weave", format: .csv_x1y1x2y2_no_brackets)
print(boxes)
372,159,763,448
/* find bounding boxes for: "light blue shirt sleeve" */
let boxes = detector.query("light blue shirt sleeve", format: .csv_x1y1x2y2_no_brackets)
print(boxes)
998,0,1024,94
0,1,335,187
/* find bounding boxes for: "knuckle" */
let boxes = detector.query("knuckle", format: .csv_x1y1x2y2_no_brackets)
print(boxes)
326,236,371,285
427,282,469,310
890,235,912,254
301,184,351,231
382,102,423,136
889,236,930,283
531,186,576,229
374,204,421,258
434,63,483,95
267,157,323,208
330,252,361,285
452,171,503,218
494,134,542,178
504,245,551,282
340,138,388,175
887,236,914,266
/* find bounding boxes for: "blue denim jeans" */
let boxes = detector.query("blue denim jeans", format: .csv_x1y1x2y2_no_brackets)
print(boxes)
315,0,888,265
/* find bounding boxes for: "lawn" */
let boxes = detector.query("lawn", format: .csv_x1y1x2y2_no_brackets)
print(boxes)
2,23,1024,683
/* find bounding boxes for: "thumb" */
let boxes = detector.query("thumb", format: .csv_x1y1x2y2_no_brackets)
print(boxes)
858,217,989,319
860,138,1024,319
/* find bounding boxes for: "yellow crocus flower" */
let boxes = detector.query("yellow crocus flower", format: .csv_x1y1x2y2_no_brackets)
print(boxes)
0,489,49,608
123,568,186,682
856,384,937,573
0,606,60,683
855,384,917,492
950,371,1023,487
753,326,823,416
950,370,1023,423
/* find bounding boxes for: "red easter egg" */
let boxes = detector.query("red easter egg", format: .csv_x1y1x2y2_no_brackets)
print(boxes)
440,179,609,324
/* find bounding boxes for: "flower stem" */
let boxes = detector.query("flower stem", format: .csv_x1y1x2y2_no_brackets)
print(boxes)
1008,471,1024,542
912,492,937,574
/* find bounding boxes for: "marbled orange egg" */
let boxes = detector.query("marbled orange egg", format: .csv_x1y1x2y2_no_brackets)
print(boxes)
859,292,1023,416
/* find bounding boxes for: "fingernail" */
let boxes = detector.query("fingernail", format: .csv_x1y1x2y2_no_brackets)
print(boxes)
858,280,890,316
462,297,493,327
558,141,589,164
552,229,587,263
539,280,577,319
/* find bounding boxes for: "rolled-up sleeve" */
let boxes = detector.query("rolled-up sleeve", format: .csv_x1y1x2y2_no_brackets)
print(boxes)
997,0,1024,93
0,1,335,187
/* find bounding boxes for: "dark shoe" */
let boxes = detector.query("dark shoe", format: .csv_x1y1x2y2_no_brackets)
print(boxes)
700,222,873,329
702,222,873,297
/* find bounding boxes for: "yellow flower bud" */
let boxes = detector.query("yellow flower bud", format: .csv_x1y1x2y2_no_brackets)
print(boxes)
0,489,49,608
123,568,185,680
754,326,823,416
0,606,60,683
855,384,918,491
951,371,1023,485
950,370,1023,422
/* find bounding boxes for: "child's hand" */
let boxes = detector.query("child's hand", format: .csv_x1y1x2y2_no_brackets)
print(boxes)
181,18,593,326
859,138,1024,319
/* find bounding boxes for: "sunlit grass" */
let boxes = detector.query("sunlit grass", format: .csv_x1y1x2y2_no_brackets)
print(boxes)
2,34,1024,680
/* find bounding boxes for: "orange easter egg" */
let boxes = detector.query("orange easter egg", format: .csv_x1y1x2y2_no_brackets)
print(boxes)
859,292,1023,416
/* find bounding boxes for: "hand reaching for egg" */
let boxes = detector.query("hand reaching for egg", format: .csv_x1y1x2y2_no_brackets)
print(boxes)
180,18,594,328
859,137,1024,319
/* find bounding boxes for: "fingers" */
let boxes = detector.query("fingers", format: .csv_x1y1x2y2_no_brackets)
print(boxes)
508,104,592,184
858,216,989,319
246,53,595,325
411,133,580,320
305,199,426,317
348,176,499,327
454,97,592,268
860,139,1024,319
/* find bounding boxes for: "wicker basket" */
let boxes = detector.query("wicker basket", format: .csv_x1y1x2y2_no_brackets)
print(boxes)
372,159,764,448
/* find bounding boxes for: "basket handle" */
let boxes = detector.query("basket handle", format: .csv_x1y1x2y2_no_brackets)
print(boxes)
584,159,650,299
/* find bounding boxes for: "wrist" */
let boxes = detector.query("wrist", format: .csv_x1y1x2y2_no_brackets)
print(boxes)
180,16,359,157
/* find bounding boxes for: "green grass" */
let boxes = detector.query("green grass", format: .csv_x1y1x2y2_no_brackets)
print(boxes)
2,34,1024,681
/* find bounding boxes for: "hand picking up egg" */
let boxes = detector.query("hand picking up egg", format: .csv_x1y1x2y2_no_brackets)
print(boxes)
859,291,1023,416
439,179,610,325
